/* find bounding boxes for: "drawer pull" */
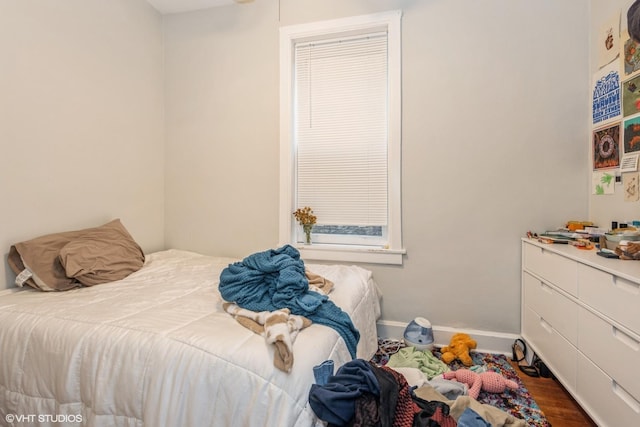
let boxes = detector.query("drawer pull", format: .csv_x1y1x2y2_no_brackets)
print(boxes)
540,317,553,334
612,276,640,295
612,380,640,413
540,282,553,294
613,326,640,351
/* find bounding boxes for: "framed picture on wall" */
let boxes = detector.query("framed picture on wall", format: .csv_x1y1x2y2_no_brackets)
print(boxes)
593,62,621,125
622,33,640,78
622,74,640,117
593,123,621,170
624,115,640,153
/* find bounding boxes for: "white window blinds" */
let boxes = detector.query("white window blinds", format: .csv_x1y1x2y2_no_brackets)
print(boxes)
294,32,388,227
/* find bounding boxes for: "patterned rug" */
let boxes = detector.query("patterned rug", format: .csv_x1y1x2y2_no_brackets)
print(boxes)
371,339,551,427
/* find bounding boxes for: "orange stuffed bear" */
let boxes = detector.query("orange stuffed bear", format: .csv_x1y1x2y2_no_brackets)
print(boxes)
440,333,477,366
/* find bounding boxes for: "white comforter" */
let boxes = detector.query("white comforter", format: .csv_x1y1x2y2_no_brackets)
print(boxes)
0,250,381,427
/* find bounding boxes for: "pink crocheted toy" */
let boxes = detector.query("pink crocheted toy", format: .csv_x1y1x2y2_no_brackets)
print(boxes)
442,369,518,399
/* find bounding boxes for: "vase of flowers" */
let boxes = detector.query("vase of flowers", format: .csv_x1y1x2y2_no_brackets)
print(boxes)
293,206,317,244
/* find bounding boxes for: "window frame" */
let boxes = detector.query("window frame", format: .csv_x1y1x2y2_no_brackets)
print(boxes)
279,10,404,265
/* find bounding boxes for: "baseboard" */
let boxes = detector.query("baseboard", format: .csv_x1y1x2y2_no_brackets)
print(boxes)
376,320,520,356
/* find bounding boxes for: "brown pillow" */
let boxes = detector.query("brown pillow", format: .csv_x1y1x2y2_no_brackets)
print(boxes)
58,220,145,286
8,219,144,291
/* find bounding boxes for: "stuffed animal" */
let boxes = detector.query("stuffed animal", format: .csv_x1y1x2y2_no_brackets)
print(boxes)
440,333,477,366
442,369,519,399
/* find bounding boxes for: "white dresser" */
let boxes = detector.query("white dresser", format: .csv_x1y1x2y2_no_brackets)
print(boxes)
521,238,640,427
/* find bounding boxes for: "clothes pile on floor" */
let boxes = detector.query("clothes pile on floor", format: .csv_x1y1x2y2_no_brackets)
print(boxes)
308,356,526,427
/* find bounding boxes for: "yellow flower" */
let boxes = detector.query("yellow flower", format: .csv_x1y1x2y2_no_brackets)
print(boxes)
293,206,317,226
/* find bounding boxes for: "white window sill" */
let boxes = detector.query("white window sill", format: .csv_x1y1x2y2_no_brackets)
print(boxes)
292,243,405,265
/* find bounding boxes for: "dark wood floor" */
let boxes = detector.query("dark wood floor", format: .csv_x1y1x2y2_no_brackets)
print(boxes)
508,360,597,427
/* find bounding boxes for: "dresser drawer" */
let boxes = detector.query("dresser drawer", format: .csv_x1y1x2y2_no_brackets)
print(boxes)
579,263,640,333
578,307,640,401
523,243,577,296
577,352,640,427
523,271,577,345
522,306,576,389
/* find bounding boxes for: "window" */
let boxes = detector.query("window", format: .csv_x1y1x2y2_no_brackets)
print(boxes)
279,11,404,265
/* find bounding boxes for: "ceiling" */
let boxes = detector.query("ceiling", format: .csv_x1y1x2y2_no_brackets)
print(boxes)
146,0,252,15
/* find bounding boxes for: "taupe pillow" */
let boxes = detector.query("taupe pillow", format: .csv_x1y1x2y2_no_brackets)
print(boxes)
8,219,144,291
58,220,145,286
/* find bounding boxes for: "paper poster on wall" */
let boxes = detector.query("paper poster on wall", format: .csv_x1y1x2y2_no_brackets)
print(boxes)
623,172,640,201
598,13,620,68
622,74,640,116
622,31,640,77
593,123,621,169
593,62,622,125
623,115,640,153
593,171,616,195
621,153,640,172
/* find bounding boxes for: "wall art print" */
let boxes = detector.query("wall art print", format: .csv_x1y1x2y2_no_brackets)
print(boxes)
598,13,620,68
624,115,640,153
623,35,640,77
623,172,640,201
592,171,616,195
592,63,621,125
622,74,640,117
593,123,621,170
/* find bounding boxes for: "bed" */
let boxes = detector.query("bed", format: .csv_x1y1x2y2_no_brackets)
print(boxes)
0,248,381,426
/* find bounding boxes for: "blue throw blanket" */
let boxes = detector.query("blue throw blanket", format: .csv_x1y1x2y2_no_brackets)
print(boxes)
218,245,359,358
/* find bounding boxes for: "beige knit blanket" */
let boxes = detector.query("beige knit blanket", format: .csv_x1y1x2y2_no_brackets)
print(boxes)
222,269,333,372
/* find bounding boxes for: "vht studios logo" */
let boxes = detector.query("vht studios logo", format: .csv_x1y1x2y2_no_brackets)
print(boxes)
5,414,83,424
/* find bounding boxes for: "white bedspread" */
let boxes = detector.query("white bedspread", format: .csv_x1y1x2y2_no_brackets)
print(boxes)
0,249,381,427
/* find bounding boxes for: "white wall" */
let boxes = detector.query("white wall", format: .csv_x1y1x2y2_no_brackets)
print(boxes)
0,0,166,290
589,0,640,227
164,0,590,334
163,1,280,258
